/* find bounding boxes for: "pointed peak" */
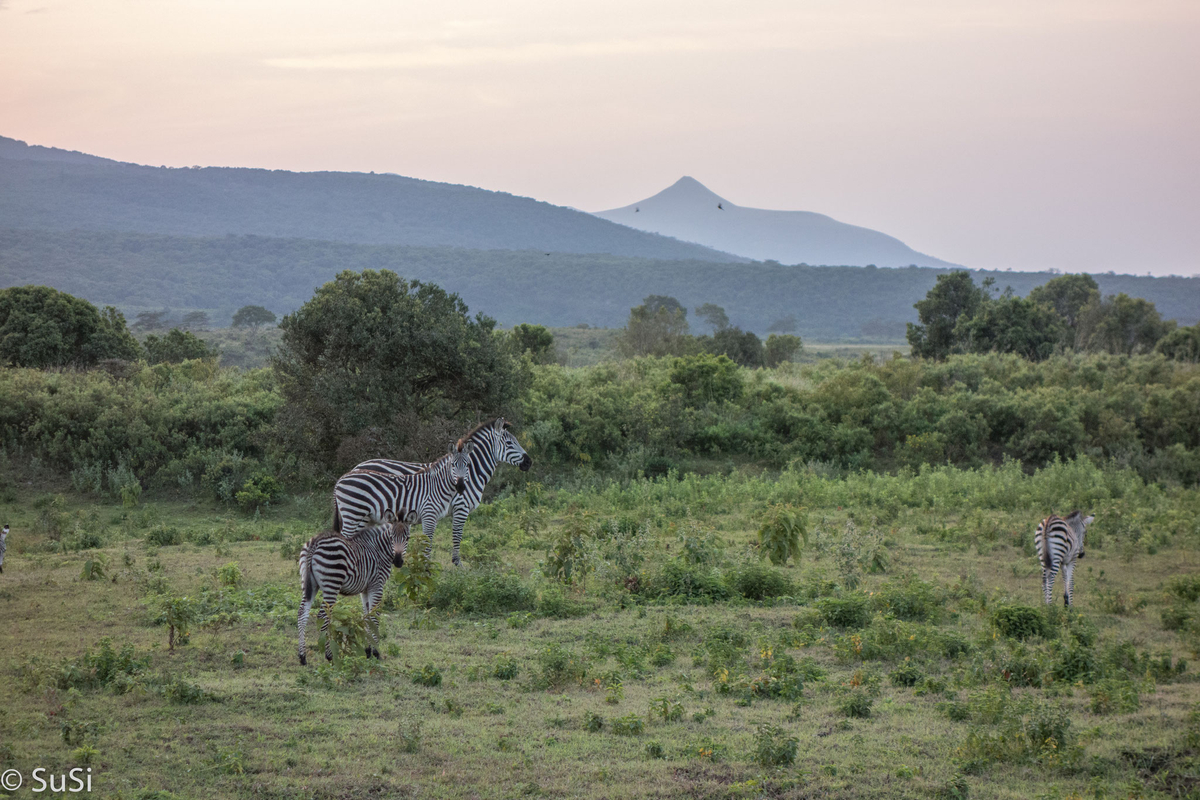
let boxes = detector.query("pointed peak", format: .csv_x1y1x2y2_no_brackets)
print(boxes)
633,176,730,208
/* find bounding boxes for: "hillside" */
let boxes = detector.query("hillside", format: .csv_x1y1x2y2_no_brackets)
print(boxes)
2,228,1196,338
595,176,959,268
0,136,743,262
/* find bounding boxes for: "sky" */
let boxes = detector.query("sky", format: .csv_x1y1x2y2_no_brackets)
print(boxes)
2,0,1198,275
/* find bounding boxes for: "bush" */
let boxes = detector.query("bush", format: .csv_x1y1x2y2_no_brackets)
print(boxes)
427,569,536,615
611,714,645,736
727,562,793,601
411,665,442,687
492,653,519,680
51,638,149,692
816,594,872,629
643,561,730,603
163,677,218,705
838,690,874,718
889,661,925,687
1168,575,1200,603
1088,678,1140,715
583,711,604,732
216,562,242,588
873,576,945,622
235,474,284,513
145,525,182,548
752,724,799,766
533,643,588,690
758,504,807,566
991,604,1047,641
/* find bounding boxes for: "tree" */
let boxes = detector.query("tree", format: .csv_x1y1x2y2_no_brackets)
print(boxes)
1077,293,1174,355
616,296,695,358
764,333,803,367
232,305,277,329
694,303,730,333
701,327,763,368
133,310,171,332
272,270,518,468
955,293,1065,361
509,323,556,364
1028,274,1099,348
1156,322,1200,362
0,286,141,368
143,328,219,364
906,271,989,360
180,311,210,331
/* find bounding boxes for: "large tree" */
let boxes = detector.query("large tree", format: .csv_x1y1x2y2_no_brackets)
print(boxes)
616,296,695,358
1077,293,1174,356
906,271,989,360
0,285,141,368
272,270,518,468
1028,273,1100,348
956,293,1065,361
232,305,277,329
143,328,219,365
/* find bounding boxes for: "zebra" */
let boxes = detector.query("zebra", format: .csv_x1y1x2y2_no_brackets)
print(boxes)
1035,511,1094,606
353,417,532,566
297,511,418,665
0,524,7,573
334,441,473,546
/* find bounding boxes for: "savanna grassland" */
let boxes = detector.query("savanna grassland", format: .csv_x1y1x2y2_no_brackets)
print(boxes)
2,457,1200,800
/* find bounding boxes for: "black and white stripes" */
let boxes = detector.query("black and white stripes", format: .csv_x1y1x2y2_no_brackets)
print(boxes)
1035,511,1094,606
296,513,417,665
353,417,531,566
0,524,7,574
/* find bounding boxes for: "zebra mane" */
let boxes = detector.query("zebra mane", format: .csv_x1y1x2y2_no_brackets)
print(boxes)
457,417,507,447
1064,510,1083,521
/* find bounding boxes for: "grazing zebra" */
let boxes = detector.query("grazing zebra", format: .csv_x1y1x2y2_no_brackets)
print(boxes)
0,524,7,573
1035,511,1094,606
334,441,473,548
354,417,531,566
297,512,418,665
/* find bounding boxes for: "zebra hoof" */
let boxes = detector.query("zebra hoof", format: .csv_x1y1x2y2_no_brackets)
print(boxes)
371,648,381,660
325,652,333,662
299,653,307,666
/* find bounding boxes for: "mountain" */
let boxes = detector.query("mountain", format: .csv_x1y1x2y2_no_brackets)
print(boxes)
0,136,744,262
594,176,958,268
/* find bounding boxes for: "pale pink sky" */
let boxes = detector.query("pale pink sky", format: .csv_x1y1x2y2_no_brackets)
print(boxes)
2,0,1198,274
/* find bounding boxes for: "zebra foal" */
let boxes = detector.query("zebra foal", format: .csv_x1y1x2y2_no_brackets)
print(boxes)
354,418,531,566
297,511,417,666
1035,511,1094,607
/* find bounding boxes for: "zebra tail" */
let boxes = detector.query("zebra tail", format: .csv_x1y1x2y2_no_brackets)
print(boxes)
301,549,316,604
1038,522,1053,571
332,502,342,534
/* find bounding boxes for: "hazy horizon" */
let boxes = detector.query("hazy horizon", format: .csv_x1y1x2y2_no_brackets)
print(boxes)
2,0,1198,276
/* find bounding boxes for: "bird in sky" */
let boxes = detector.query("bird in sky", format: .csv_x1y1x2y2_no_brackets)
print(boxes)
717,203,723,210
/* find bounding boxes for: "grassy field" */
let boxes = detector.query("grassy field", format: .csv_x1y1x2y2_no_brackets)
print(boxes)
2,459,1199,799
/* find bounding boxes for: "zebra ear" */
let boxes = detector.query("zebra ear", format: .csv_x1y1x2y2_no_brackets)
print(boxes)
495,418,507,430
448,441,457,454
1082,515,1095,526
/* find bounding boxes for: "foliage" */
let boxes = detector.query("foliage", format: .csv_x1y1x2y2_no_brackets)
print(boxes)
411,664,442,687
234,473,284,513
617,296,695,358
154,594,197,651
0,285,140,367
231,305,277,329
752,724,799,766
763,333,802,367
272,269,518,469
757,503,807,566
426,568,535,615
1158,322,1200,362
610,714,645,736
992,605,1048,641
907,271,989,360
509,323,556,364
700,327,763,368
142,328,218,365
1078,292,1175,356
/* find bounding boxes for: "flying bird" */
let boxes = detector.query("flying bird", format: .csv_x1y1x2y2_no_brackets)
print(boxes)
717,203,723,210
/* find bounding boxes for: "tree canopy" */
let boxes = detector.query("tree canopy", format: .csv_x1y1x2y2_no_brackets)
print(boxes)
0,285,140,368
617,296,694,358
143,328,219,365
232,305,277,329
272,270,518,469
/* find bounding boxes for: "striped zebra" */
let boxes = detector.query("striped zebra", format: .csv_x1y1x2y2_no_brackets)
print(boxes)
354,417,531,566
0,524,7,573
1035,511,1094,606
297,512,418,665
334,442,473,546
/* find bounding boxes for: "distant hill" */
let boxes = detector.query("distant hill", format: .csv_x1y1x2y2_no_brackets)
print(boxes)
594,176,959,268
1,228,1195,338
0,136,743,262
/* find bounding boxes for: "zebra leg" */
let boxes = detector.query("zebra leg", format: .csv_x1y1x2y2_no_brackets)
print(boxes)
1042,565,1059,605
297,595,314,665
1062,561,1076,607
451,508,467,567
423,515,437,560
319,599,336,661
362,584,384,659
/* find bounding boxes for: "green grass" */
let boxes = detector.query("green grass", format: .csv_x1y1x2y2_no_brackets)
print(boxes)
1,463,1199,799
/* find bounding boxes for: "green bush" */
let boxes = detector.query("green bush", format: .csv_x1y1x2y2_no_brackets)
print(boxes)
1167,575,1200,603
757,504,807,566
727,562,793,601
235,473,284,513
888,661,925,687
145,525,182,547
816,594,872,629
51,638,149,692
752,724,799,766
991,604,1047,641
611,714,645,736
1088,678,1140,714
583,711,604,732
411,664,442,687
427,569,536,615
533,643,588,690
838,690,874,718
872,576,945,622
492,653,519,680
643,561,731,603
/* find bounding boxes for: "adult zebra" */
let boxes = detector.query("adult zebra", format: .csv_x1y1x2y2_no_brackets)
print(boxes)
354,417,531,566
1035,511,1094,606
333,441,473,539
297,511,418,665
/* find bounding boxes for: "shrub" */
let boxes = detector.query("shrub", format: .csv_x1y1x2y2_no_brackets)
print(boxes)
1167,575,1200,603
991,604,1047,641
727,562,793,601
534,643,588,690
235,473,284,512
583,711,604,732
838,690,874,718
644,561,730,603
1088,678,1140,715
397,719,422,753
889,661,925,687
216,562,242,588
611,714,645,736
957,693,1077,769
154,594,197,650
649,697,685,722
163,677,218,705
872,576,945,622
1051,639,1097,684
752,724,799,766
645,741,666,759
758,504,807,566
427,569,535,615
934,774,970,800
52,638,149,692
816,594,872,629
145,525,182,548
80,556,108,582
411,665,442,687
492,653,519,680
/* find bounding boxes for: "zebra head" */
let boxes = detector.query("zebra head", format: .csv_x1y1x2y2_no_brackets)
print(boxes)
493,418,532,471
1067,511,1095,558
391,509,420,568
449,440,474,494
